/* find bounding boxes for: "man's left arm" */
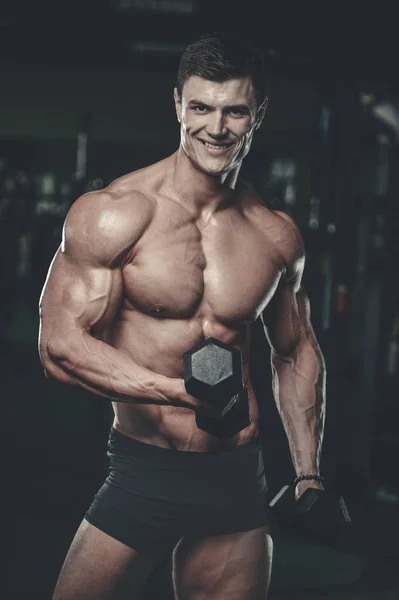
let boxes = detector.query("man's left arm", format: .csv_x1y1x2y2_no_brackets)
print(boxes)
261,216,326,500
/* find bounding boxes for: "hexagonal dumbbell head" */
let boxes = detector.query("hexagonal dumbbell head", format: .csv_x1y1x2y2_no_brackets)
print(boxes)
183,338,244,407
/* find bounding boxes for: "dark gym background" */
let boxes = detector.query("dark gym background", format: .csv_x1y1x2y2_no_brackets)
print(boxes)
2,2,399,599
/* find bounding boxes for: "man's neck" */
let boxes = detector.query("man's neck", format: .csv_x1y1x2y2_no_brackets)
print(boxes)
170,148,241,214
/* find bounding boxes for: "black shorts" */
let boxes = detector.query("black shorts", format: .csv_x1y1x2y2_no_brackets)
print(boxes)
85,427,268,554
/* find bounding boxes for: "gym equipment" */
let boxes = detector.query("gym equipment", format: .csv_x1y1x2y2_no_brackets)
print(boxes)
183,337,251,437
269,483,351,544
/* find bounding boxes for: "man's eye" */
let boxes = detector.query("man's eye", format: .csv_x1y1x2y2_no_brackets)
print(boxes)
193,106,208,112
229,109,245,116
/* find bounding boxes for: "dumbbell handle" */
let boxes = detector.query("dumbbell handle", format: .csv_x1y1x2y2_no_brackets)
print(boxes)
195,388,250,437
196,391,241,420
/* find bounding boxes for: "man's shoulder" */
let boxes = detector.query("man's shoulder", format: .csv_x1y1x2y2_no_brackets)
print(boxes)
64,184,155,263
271,210,303,244
68,185,155,230
240,186,304,269
65,155,173,255
240,182,297,237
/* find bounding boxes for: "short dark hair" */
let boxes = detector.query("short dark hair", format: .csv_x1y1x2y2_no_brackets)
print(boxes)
176,31,267,107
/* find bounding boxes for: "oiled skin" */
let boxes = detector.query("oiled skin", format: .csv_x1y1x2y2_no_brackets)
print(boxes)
39,155,290,452
39,76,325,466
111,169,288,450
40,74,325,600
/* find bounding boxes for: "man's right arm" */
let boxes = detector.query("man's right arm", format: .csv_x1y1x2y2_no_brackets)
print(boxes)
38,190,191,408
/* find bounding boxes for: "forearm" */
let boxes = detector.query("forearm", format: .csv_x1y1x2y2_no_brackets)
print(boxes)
42,330,185,406
271,341,326,476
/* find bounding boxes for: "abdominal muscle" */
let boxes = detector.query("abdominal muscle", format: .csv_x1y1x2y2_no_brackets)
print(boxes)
108,308,260,452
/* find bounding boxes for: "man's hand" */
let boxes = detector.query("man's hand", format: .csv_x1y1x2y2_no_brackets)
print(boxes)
295,479,324,502
174,379,224,418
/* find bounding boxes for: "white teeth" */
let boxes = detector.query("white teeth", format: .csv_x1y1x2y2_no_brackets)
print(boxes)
203,141,232,150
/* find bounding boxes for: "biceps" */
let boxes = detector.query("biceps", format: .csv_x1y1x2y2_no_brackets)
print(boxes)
39,249,123,344
262,285,311,356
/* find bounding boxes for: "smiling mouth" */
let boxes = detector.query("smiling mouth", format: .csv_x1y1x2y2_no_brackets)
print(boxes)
198,139,235,151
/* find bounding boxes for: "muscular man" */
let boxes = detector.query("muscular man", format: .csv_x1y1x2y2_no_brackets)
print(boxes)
39,32,325,600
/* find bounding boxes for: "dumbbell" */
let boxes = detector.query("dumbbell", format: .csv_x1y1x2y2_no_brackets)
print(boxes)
183,337,251,437
269,483,351,543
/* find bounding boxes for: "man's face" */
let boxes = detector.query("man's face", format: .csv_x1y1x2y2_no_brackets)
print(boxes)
174,76,266,177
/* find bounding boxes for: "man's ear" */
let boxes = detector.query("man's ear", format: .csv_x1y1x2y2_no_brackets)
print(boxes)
255,96,268,130
174,88,181,123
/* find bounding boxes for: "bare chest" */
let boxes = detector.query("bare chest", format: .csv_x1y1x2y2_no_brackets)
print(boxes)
123,203,283,324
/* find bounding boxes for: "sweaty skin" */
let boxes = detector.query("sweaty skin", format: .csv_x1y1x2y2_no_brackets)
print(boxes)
39,76,325,483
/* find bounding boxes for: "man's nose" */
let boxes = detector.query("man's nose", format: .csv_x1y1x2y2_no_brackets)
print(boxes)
206,111,227,138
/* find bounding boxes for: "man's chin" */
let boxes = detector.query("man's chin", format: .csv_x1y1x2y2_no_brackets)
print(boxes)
200,164,230,179
193,155,235,177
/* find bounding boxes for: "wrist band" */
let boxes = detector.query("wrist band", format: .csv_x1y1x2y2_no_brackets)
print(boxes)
294,474,324,486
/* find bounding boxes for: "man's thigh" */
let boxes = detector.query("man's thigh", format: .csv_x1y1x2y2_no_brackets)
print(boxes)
172,526,273,600
53,519,165,600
